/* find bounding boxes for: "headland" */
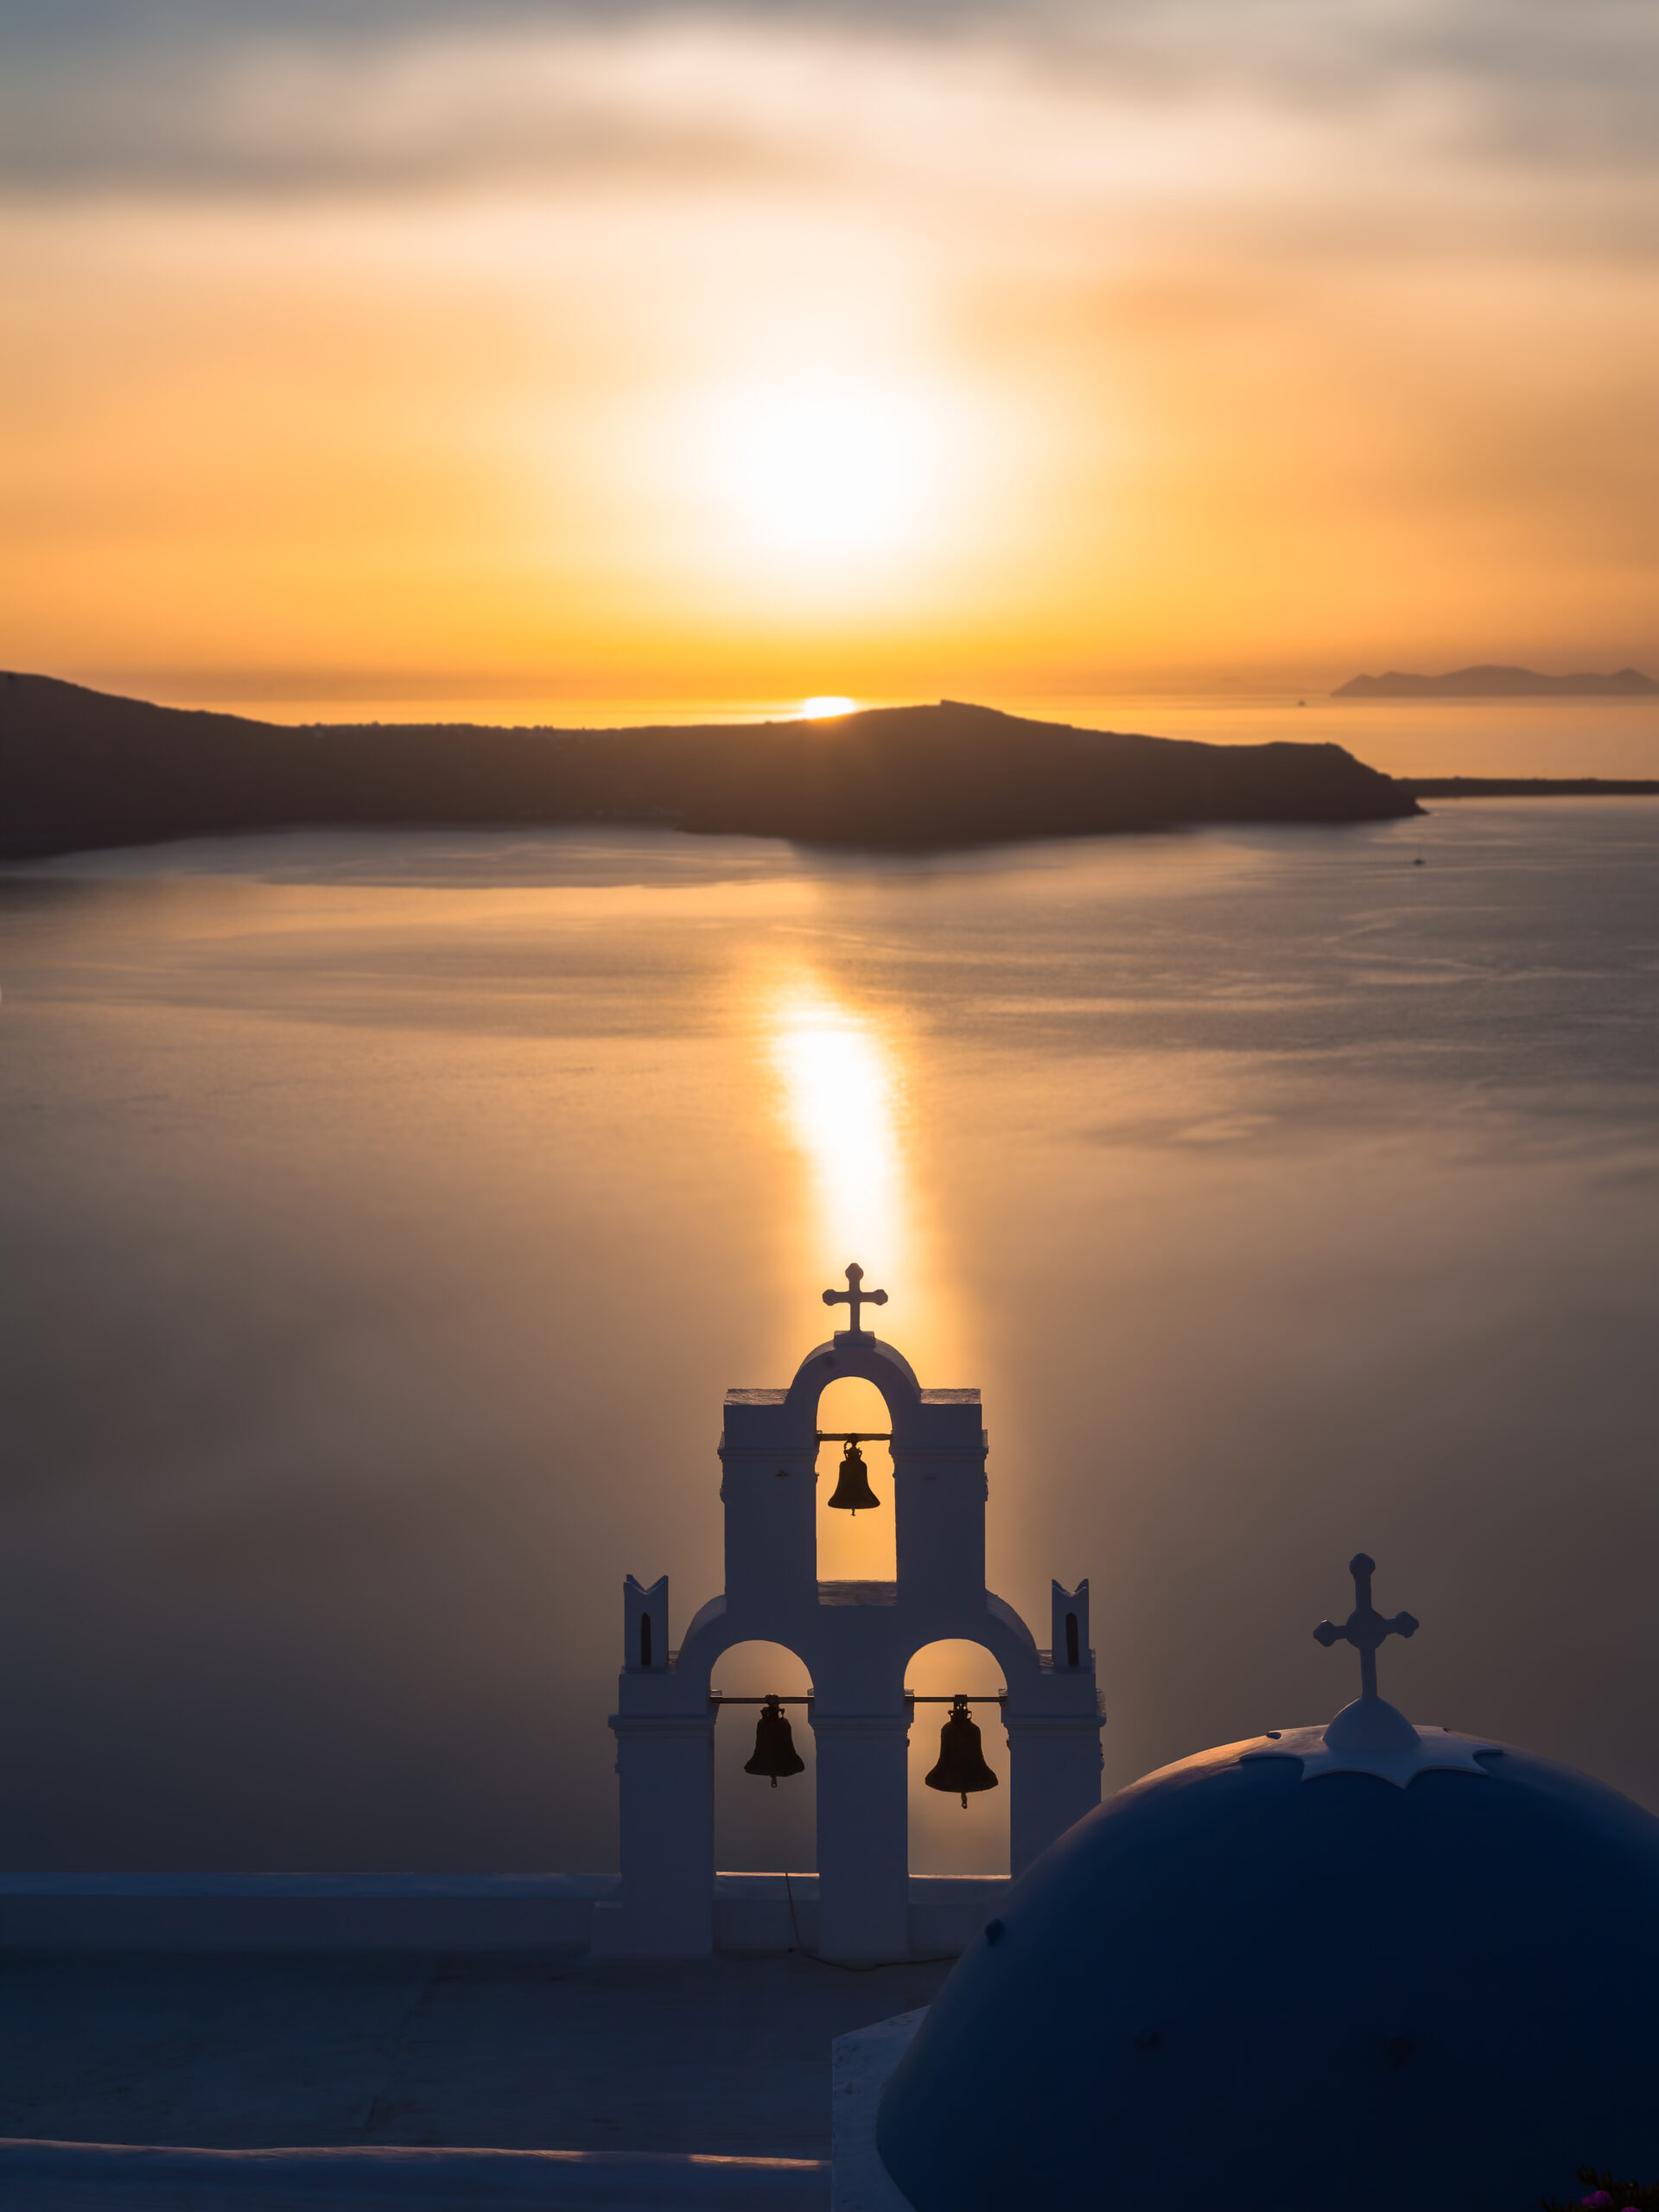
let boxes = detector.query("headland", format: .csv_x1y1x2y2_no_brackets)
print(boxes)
0,674,1415,861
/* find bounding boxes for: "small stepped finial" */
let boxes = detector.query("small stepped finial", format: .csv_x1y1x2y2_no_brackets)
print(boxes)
823,1262,887,1338
1313,1553,1418,1703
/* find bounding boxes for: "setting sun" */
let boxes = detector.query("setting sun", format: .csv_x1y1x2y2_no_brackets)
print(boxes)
706,377,938,561
800,696,855,718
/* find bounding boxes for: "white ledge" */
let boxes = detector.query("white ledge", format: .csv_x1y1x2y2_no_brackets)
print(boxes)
0,1872,1005,1957
0,2139,830,2206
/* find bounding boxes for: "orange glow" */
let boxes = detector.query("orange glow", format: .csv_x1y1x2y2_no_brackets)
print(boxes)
907,1640,1010,1877
2,14,1655,704
815,1376,897,1586
765,973,905,1271
750,954,963,1394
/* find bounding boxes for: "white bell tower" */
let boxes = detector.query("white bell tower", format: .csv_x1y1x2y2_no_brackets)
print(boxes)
607,1268,1104,1961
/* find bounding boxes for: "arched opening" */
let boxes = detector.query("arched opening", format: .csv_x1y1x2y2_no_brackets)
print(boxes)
712,1639,816,1874
906,1638,1009,1878
815,1375,897,1585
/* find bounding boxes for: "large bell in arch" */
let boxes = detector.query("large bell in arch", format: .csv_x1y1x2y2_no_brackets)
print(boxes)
925,1695,1000,1809
826,1440,880,1515
744,1695,806,1788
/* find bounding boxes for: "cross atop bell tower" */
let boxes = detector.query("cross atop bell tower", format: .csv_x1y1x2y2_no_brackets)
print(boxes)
823,1262,887,1339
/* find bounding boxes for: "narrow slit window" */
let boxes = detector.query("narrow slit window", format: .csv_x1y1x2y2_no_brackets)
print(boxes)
640,1614,653,1669
1065,1613,1079,1669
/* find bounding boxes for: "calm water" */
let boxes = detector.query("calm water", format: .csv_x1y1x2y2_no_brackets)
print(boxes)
3,801,1657,1874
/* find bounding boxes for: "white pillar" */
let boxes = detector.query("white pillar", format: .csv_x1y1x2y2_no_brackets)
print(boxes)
609,1713,715,1955
814,1714,911,1962
1006,1713,1103,1876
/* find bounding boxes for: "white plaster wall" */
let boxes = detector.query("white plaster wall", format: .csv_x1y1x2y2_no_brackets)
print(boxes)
0,1872,1005,1957
830,2010,926,2212
0,1873,613,1954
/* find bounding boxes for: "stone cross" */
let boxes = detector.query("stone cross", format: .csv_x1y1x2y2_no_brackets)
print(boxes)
823,1263,888,1338
1313,1553,1419,1701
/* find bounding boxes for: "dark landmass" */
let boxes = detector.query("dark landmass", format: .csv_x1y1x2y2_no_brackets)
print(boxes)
1335,665,1658,698
0,673,1417,861
1403,777,1659,798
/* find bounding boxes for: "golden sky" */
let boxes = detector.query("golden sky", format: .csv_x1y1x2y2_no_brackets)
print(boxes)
3,1,1656,709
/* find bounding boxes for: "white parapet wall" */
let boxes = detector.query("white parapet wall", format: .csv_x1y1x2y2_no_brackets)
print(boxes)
0,1873,1005,1957
830,2011,925,2212
708,1875,1005,1959
0,1873,616,1955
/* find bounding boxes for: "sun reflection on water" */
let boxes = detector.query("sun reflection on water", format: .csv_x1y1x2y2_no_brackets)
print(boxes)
766,975,905,1274
751,957,962,1399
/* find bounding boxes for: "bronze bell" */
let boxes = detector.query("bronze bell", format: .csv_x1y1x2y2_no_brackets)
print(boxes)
925,1695,999,1808
826,1440,880,1515
744,1695,805,1788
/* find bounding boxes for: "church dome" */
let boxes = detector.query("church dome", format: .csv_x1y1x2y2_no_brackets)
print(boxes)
879,1586,1659,2210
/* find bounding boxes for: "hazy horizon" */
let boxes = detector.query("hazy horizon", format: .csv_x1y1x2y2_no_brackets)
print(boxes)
17,669,1659,784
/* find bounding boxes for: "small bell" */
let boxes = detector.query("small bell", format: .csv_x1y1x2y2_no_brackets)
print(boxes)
826,1440,880,1515
744,1695,806,1788
925,1694,999,1808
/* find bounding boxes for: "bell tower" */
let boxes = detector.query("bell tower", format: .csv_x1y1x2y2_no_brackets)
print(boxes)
607,1269,1105,1961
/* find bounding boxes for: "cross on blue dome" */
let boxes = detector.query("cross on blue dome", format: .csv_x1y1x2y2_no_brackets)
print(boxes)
1313,1552,1419,1700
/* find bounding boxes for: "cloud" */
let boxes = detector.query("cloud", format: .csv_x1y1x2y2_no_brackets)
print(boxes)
3,0,1657,199
0,32,803,194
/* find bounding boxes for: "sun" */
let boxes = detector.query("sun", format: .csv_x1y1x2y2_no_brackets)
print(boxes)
706,376,936,560
800,696,856,719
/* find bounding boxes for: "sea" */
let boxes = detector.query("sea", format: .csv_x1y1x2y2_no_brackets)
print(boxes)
3,693,1658,1878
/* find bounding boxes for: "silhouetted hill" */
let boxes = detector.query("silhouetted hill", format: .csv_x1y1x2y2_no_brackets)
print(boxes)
0,675,1417,861
1335,665,1657,698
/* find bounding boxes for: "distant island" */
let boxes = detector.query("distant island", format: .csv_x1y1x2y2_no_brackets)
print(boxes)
1334,664,1658,699
0,675,1419,861
1401,777,1659,798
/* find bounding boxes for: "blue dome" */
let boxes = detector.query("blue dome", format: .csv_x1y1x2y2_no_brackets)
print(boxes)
879,1710,1659,2211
